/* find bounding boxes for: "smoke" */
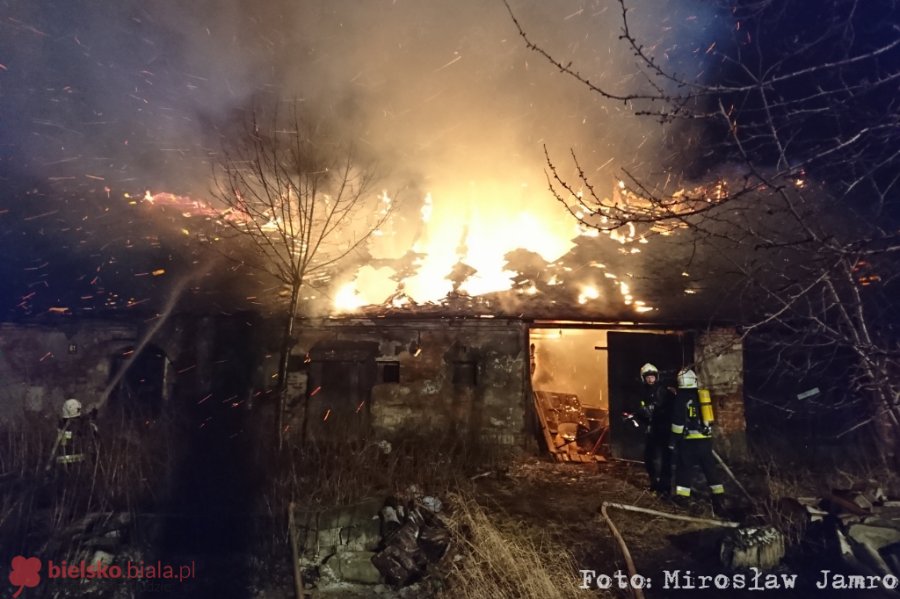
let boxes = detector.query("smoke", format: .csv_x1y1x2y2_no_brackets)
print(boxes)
3,0,730,187
0,0,732,315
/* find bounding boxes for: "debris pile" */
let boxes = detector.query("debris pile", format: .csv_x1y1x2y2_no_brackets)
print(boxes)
38,511,156,598
791,481,900,578
44,511,143,567
720,526,785,570
290,488,450,596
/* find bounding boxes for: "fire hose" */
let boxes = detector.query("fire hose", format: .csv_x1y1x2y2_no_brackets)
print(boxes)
712,450,754,502
598,502,740,599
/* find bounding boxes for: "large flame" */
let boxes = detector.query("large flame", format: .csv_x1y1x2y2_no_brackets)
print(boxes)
330,176,711,314
136,184,673,316
335,180,579,310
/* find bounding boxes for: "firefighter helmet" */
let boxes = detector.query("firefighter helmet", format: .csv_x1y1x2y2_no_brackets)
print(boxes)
676,368,698,389
639,363,659,380
61,398,82,419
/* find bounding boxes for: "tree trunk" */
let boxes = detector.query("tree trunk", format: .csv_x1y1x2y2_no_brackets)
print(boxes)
276,284,300,451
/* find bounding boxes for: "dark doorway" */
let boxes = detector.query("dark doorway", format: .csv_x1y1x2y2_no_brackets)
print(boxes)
607,331,694,459
109,344,167,421
305,341,378,441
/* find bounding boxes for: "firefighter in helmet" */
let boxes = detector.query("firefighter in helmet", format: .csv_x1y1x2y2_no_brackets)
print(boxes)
636,363,675,495
53,398,98,468
669,368,726,513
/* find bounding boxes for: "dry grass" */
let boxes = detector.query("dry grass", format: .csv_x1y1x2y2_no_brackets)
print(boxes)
3,411,599,597
436,492,597,599
735,440,900,547
266,433,508,510
247,434,512,579
253,437,602,597
0,408,176,555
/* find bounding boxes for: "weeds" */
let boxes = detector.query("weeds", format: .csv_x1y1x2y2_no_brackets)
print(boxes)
436,492,595,599
2,411,595,598
739,439,900,548
0,407,176,557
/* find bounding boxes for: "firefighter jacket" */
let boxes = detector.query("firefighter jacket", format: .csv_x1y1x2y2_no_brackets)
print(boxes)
670,388,711,444
638,383,674,437
55,416,97,465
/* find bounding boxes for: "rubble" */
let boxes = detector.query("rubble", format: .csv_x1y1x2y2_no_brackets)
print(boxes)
783,481,900,580
720,526,786,570
290,492,451,596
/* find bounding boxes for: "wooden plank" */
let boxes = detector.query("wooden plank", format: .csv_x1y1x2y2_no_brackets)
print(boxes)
533,391,564,460
533,389,608,462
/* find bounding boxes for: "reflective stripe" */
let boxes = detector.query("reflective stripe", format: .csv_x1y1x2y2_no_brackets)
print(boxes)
710,484,725,495
676,486,691,497
670,424,684,434
56,454,84,464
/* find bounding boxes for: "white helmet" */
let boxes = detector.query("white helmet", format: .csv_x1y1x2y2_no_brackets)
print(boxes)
640,363,659,379
62,398,82,419
676,369,698,389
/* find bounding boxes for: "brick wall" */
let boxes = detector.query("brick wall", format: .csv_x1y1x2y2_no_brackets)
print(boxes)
696,327,747,455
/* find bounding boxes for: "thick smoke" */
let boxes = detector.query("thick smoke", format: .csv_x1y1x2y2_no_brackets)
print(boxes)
0,0,731,315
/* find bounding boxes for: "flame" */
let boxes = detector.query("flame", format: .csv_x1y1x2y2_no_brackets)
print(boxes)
334,266,396,312
348,183,576,306
577,285,600,305
334,282,366,312
136,182,666,317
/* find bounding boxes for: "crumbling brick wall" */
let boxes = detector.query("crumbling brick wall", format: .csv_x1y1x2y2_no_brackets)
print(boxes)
696,327,747,455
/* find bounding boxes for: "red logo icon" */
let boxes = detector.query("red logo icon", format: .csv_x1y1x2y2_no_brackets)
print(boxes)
9,556,41,598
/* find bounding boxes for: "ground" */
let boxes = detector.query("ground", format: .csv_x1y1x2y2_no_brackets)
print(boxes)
461,456,898,599
6,437,898,599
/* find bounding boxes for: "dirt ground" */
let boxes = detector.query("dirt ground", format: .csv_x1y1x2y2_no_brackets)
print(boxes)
467,456,899,599
11,444,897,599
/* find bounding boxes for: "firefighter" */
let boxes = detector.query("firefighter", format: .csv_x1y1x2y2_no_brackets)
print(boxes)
669,368,726,513
52,398,98,468
636,363,675,495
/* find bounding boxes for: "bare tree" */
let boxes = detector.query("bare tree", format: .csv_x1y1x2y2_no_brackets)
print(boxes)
506,0,900,462
212,101,392,449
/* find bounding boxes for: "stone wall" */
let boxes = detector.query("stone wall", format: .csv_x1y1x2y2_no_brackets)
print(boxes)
695,327,747,454
285,318,529,448
0,320,138,422
0,314,251,424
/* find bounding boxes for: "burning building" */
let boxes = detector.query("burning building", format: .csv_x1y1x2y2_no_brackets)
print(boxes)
0,0,751,462
0,177,749,465
279,281,746,462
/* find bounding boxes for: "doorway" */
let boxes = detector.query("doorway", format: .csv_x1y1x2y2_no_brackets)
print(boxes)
528,326,693,461
529,327,609,462
109,344,168,421
304,340,378,442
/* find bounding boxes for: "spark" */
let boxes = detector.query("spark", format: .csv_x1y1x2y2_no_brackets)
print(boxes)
435,54,462,72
